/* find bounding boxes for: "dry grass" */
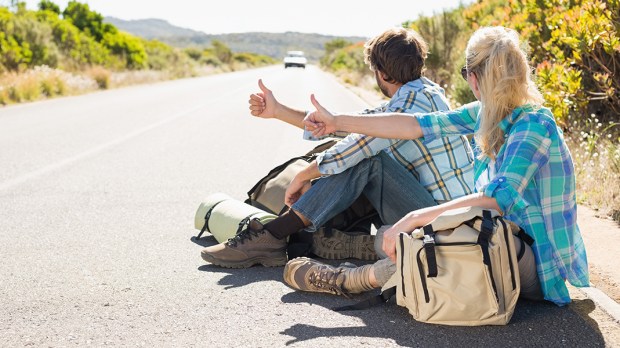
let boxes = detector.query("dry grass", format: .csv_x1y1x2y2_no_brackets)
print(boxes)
0,66,98,105
0,64,232,106
569,117,620,221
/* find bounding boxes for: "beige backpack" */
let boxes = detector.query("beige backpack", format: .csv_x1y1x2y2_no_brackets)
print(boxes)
339,207,520,326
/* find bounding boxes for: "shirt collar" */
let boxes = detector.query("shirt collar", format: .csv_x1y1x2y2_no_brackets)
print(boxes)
389,77,441,107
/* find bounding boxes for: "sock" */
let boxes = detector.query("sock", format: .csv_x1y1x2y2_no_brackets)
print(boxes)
264,210,306,239
342,264,376,293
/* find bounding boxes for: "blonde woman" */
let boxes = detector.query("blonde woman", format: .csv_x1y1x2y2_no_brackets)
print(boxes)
290,26,589,306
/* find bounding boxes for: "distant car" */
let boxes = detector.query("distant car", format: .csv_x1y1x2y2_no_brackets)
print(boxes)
283,51,307,69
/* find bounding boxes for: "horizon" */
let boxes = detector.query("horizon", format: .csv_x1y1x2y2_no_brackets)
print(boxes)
18,0,473,38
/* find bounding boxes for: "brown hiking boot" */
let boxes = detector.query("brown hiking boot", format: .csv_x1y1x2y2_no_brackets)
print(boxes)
201,218,287,268
283,257,374,297
311,227,378,261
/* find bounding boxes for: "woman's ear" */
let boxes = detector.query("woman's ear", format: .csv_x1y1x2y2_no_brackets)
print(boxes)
470,72,482,100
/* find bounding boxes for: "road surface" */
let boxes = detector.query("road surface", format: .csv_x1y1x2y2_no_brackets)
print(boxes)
0,65,615,347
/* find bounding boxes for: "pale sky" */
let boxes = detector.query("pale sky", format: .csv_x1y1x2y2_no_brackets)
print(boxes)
22,0,472,38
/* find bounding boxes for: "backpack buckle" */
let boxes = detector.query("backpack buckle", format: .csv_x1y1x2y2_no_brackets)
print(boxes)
423,234,435,245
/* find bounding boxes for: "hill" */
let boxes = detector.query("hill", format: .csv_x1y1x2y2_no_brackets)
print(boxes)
104,17,367,62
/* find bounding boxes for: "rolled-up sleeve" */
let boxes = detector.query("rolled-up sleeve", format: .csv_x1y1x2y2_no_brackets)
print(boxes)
483,177,530,215
482,119,552,216
417,101,480,141
303,129,349,141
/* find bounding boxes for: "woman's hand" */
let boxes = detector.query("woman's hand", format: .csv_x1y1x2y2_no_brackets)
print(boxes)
303,94,336,137
382,212,423,262
381,207,446,262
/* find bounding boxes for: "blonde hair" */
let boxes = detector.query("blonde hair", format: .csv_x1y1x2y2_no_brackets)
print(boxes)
465,26,544,160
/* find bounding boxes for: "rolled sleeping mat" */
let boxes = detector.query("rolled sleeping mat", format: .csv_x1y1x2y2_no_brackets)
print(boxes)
195,193,277,243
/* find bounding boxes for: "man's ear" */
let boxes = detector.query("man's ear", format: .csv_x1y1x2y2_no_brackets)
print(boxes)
378,71,390,82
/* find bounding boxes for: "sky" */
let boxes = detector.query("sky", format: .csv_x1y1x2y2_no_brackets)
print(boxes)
21,0,473,38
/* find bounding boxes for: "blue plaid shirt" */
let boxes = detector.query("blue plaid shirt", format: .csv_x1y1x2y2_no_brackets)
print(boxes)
417,101,589,306
304,77,474,202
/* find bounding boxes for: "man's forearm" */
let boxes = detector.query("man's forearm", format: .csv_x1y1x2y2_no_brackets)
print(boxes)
334,114,424,140
296,160,322,182
275,104,307,129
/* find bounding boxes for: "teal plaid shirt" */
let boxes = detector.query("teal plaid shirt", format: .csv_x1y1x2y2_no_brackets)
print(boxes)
417,101,589,306
304,78,474,202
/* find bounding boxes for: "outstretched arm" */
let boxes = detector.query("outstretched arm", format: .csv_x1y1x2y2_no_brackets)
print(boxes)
248,79,307,129
304,94,424,140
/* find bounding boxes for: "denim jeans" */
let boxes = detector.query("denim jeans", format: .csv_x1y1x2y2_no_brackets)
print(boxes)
292,151,438,231
291,151,438,288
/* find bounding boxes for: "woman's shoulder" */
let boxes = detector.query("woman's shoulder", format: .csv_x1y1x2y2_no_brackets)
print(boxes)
512,105,560,134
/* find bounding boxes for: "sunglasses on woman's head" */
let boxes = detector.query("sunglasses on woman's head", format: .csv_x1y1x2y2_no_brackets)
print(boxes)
460,66,468,80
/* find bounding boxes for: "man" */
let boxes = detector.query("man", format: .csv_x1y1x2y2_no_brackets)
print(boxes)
201,27,474,295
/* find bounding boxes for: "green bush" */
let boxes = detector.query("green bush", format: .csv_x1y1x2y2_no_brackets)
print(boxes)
101,31,147,69
321,41,368,74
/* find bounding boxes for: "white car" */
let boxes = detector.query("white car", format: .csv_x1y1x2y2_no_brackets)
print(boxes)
283,51,307,69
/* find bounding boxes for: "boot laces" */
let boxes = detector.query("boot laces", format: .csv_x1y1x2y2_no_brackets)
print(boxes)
226,218,265,247
308,266,351,298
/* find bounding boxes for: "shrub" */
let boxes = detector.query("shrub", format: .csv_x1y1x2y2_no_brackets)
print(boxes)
86,65,110,89
101,31,147,69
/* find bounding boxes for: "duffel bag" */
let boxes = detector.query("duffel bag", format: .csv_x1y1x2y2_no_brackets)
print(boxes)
338,207,520,326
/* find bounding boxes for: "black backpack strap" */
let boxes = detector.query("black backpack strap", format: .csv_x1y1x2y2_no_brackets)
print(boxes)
423,225,438,278
196,200,225,239
478,210,499,301
516,228,535,246
516,236,526,261
236,213,263,234
334,286,396,311
477,210,495,266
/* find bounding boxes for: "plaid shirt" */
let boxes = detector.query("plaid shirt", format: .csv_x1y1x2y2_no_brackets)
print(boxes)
304,78,474,202
417,101,589,306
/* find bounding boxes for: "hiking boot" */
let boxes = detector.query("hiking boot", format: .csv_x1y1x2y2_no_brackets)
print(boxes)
311,227,378,261
201,218,287,268
283,257,374,297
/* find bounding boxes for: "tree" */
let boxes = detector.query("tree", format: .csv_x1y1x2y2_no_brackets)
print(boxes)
62,1,115,41
38,0,60,15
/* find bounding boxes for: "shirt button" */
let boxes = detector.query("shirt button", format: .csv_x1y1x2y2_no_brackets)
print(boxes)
498,178,505,182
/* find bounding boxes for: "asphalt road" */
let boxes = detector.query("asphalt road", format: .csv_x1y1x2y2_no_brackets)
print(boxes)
0,65,613,347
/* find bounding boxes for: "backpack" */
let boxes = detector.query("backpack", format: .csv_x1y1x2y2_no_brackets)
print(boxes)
338,207,520,326
245,140,381,259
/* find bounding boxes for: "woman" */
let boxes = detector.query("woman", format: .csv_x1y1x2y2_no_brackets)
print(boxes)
296,26,589,306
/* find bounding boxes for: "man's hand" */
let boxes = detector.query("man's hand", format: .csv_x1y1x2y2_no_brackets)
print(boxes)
248,79,280,119
303,94,336,137
285,176,312,207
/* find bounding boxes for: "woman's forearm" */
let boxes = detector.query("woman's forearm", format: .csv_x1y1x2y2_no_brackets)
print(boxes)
334,113,424,140
398,193,501,233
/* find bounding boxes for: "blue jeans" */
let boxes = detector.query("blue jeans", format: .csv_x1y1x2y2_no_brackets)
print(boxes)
292,152,437,231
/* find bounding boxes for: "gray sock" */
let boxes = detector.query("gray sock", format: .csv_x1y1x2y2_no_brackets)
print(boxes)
342,264,376,293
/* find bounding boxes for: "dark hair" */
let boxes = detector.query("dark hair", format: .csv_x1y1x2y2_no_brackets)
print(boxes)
364,27,428,84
